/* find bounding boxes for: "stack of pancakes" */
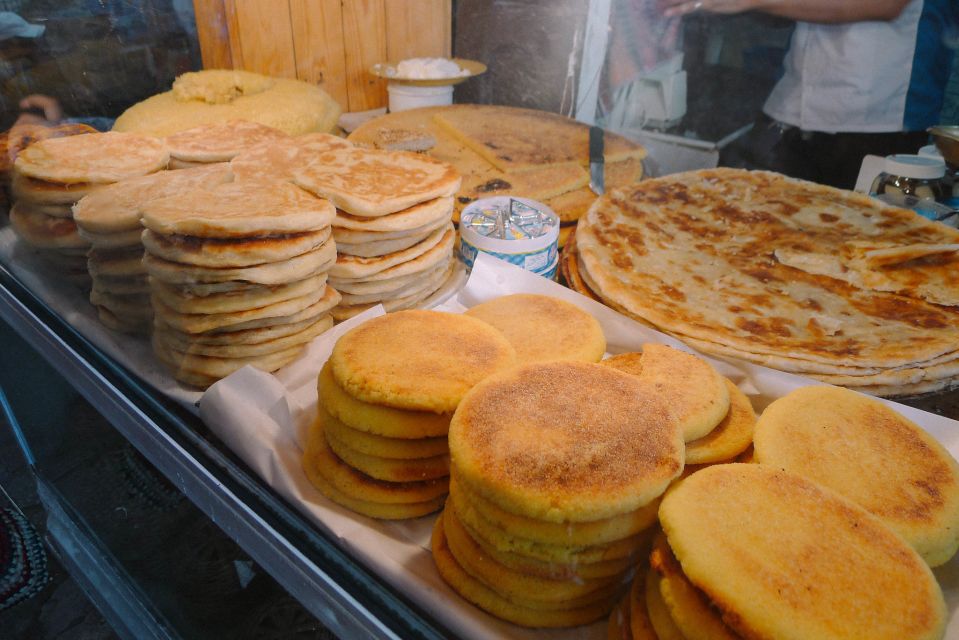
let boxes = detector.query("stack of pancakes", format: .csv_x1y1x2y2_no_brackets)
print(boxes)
613,464,947,640
293,147,460,320
0,123,95,214
435,360,686,628
602,344,756,469
139,181,339,388
303,310,516,519
164,120,289,170
9,131,168,288
72,165,232,333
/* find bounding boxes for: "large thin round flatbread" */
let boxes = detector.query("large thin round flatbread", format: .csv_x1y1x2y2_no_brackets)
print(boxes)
335,225,442,258
143,239,335,286
141,181,335,237
73,164,231,233
576,169,959,372
164,120,289,162
329,262,454,321
14,131,169,184
336,261,448,305
153,314,332,358
293,147,461,217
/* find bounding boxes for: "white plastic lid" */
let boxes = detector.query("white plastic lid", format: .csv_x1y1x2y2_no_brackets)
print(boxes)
885,154,945,180
918,144,943,160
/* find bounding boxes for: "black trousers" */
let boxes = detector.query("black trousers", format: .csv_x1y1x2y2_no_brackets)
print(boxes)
720,114,930,190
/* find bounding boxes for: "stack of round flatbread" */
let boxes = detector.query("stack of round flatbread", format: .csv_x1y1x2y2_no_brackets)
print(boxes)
163,120,289,170
303,310,516,519
436,360,686,628
72,165,232,333
574,168,959,397
140,181,339,388
293,147,460,321
10,131,169,288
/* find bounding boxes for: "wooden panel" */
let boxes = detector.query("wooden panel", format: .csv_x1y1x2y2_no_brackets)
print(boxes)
341,0,388,112
289,0,349,111
225,0,298,78
385,0,452,62
192,0,233,69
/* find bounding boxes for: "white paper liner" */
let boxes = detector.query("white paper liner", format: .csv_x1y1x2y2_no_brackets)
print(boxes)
204,253,959,640
2,224,957,637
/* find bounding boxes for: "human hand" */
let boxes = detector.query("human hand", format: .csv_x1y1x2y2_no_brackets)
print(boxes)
16,94,62,126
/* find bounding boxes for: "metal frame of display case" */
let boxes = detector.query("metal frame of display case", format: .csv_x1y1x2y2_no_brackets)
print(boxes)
0,261,452,640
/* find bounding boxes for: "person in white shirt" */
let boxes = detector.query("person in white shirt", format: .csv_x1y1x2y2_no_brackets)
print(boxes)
659,0,957,188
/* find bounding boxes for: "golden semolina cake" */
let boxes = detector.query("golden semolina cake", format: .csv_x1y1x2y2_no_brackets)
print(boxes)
320,405,448,459
607,592,632,640
649,533,739,640
318,362,452,438
430,515,620,628
442,507,624,606
329,310,516,413
628,566,658,640
303,461,445,520
449,361,684,522
753,385,959,567
659,464,946,640
323,423,450,482
602,344,729,442
464,294,606,364
457,513,641,581
685,378,756,465
302,413,448,506
450,474,657,547
449,485,644,565
644,569,684,640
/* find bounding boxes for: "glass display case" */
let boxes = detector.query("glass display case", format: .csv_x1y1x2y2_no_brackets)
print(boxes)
1,1,958,639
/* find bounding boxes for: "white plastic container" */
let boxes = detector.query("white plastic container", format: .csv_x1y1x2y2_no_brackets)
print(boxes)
458,197,560,279
387,83,453,112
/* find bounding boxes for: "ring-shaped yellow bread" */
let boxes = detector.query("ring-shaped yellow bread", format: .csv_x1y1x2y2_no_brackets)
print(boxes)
685,378,756,465
302,413,448,505
602,344,729,442
649,533,739,640
324,422,450,482
455,509,645,581
318,362,451,438
464,294,606,364
450,474,658,547
430,515,621,628
448,488,644,565
442,506,624,605
753,385,959,567
450,361,684,523
659,464,946,640
320,402,449,459
329,310,516,413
